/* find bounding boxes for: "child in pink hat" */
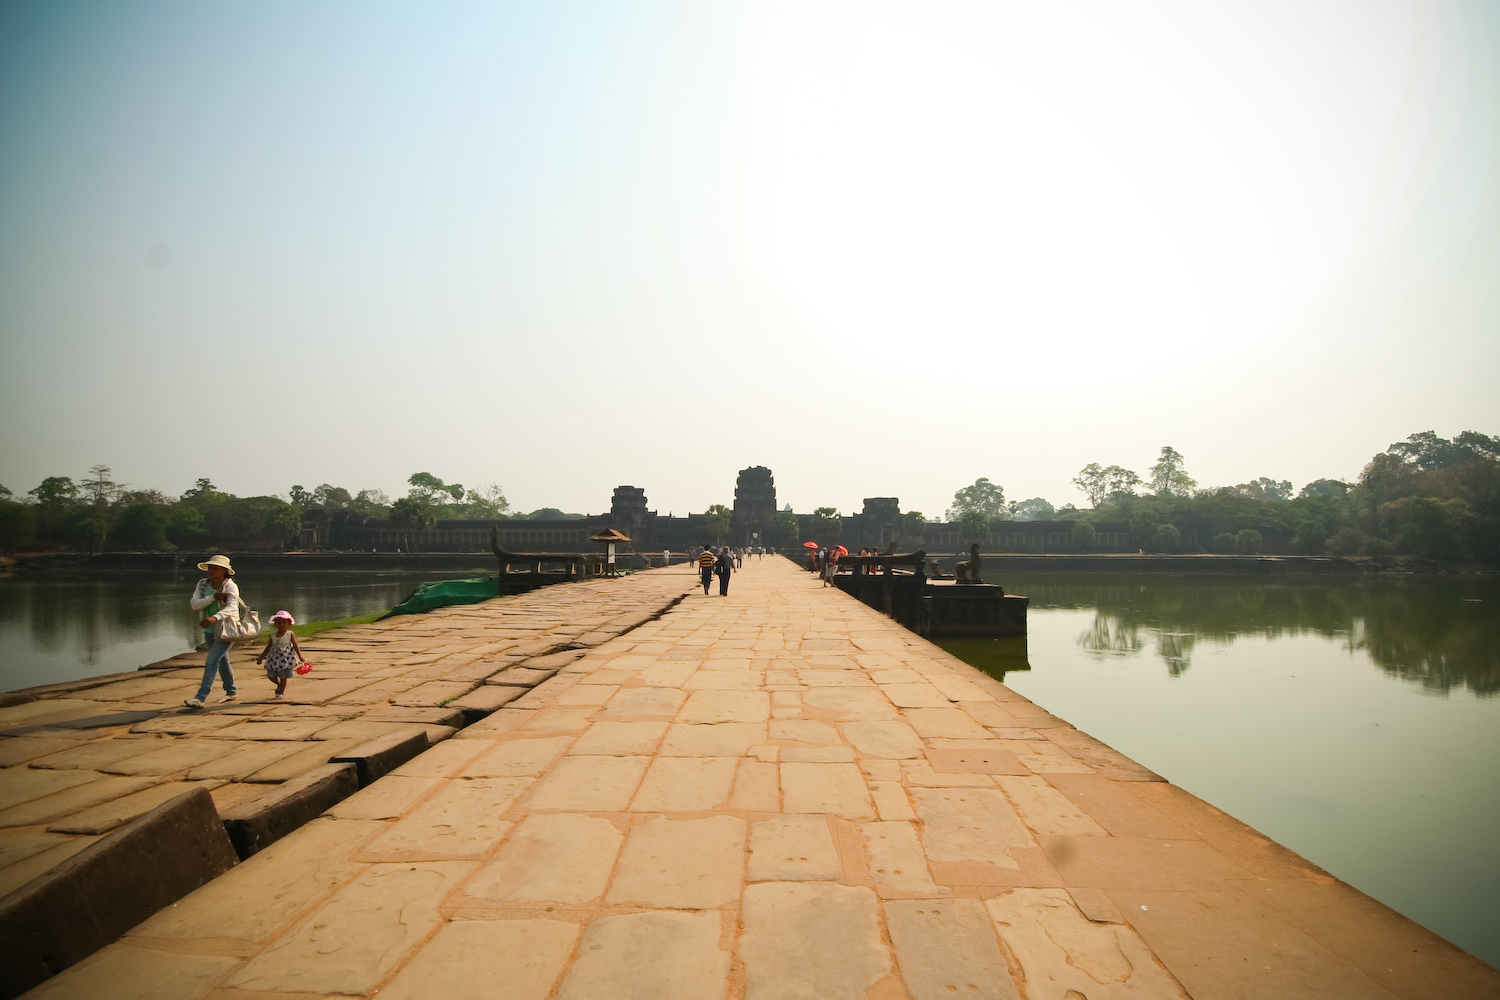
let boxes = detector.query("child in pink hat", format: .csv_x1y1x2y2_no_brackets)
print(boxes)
254,611,306,700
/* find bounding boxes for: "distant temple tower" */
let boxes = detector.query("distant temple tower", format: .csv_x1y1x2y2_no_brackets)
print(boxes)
861,498,901,548
732,466,777,545
610,486,650,541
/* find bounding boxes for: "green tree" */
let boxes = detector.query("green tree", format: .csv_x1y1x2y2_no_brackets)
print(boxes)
311,484,352,509
1009,497,1055,521
704,504,732,544
1211,532,1236,553
1325,527,1365,556
1150,447,1196,497
407,472,465,504
0,500,36,554
29,476,79,508
1234,529,1263,554
948,478,1007,520
1237,478,1292,502
1070,520,1097,550
351,488,391,515
1073,465,1140,507
181,477,222,503
289,485,312,505
1298,479,1349,499
900,510,927,542
772,509,800,548
389,496,436,550
1155,523,1183,551
959,510,990,544
463,484,510,520
810,507,842,543
1130,509,1157,550
1293,520,1327,554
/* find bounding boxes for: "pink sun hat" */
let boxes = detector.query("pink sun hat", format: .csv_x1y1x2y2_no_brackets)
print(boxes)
270,610,295,625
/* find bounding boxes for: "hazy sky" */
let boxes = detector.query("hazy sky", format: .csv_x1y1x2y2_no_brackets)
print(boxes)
2,1,1497,519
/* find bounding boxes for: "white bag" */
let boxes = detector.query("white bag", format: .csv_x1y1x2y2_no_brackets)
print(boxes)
216,598,262,643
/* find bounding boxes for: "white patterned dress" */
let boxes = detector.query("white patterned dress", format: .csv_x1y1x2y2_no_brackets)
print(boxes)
263,631,299,679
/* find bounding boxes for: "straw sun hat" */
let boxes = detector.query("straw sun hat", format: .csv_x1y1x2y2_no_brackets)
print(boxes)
197,554,235,576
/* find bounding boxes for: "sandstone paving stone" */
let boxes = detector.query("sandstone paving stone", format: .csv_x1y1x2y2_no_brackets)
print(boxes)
0,766,100,811
0,832,100,898
638,662,697,687
599,687,687,720
465,735,573,776
243,738,356,782
464,813,622,904
901,707,992,740
677,689,771,723
748,815,842,881
205,718,329,741
1226,878,1500,1000
0,773,159,827
358,778,529,860
47,778,224,834
770,719,842,746
324,775,442,820
0,735,77,767
525,753,650,811
780,746,855,763
860,821,944,896
512,706,597,735
98,739,247,776
801,688,898,721
925,747,1029,775
730,758,781,811
23,942,241,1000
740,881,891,1000
870,780,916,821
780,762,874,819
377,918,580,1000
183,741,312,781
224,860,473,995
996,775,1109,837
911,787,1035,869
128,816,384,944
0,698,104,729
884,683,952,708
1039,835,1252,892
986,888,1193,999
840,720,925,759
554,910,729,1000
606,814,745,908
631,755,737,811
884,899,1019,1000
659,721,767,756
28,736,168,771
570,720,668,756
556,683,620,705
386,736,491,777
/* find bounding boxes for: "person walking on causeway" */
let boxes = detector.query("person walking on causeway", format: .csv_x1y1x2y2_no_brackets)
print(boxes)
715,545,734,596
185,554,241,708
697,545,718,595
255,611,306,700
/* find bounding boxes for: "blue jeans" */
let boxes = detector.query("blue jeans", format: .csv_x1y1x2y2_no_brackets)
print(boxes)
194,636,237,701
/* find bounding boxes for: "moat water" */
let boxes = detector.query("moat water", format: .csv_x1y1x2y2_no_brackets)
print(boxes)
1,567,1496,966
940,572,1499,969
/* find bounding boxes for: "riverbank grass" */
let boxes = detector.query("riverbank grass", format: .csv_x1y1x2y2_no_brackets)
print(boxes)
287,611,384,639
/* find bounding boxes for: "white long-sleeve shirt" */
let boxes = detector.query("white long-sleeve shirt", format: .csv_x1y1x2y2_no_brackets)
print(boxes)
190,577,240,625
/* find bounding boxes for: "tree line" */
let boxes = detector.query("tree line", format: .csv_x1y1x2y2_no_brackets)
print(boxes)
0,470,580,554
925,431,1499,561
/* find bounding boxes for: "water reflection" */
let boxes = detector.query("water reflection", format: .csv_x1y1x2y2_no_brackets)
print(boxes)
986,574,1499,696
0,569,447,690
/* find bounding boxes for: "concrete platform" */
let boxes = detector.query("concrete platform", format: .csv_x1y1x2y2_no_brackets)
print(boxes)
15,558,1500,999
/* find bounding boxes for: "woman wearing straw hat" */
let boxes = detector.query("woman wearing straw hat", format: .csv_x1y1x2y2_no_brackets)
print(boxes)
185,554,241,708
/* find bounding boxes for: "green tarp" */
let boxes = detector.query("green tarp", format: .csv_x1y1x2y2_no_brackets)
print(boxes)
381,577,498,618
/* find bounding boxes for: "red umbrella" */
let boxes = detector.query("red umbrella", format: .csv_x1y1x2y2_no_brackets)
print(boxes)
836,545,849,556
803,541,819,548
